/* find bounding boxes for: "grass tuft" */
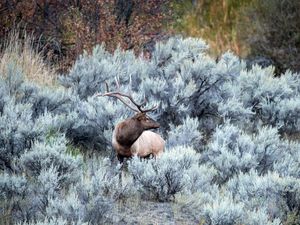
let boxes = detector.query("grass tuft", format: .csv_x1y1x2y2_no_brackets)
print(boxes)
0,29,57,87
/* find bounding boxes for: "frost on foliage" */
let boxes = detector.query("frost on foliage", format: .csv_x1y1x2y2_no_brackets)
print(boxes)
128,146,215,201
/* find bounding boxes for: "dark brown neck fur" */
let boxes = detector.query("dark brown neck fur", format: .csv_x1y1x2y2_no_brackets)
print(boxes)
116,118,144,148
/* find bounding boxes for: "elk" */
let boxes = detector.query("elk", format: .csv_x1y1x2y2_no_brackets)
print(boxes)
95,80,165,163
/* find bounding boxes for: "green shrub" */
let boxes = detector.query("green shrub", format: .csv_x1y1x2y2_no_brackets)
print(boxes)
240,0,300,74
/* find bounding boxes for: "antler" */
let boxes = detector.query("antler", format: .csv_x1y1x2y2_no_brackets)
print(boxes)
94,78,158,113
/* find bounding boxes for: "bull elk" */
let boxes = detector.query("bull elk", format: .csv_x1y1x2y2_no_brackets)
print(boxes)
95,80,165,163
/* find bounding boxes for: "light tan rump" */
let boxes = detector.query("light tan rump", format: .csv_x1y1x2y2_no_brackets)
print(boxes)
131,131,164,157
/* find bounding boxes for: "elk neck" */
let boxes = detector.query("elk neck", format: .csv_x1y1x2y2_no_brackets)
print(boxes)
115,117,145,148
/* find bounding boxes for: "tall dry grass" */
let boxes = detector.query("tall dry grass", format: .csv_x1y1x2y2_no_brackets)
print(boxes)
0,30,57,86
169,0,252,57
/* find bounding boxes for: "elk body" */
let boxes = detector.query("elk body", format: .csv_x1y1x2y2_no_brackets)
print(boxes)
95,81,165,162
112,113,164,162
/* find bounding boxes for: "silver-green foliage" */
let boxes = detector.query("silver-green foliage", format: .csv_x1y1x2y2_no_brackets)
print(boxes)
204,122,300,184
2,36,300,225
60,37,232,134
220,66,300,134
20,135,82,186
227,170,300,219
128,146,216,201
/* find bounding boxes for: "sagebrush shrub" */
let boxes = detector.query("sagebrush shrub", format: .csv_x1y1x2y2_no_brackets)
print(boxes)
1,36,300,225
227,170,300,219
128,146,216,201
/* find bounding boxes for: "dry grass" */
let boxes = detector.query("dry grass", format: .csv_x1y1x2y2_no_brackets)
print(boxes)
0,30,57,87
169,0,252,57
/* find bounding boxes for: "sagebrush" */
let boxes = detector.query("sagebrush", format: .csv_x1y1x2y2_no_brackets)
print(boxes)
1,37,300,224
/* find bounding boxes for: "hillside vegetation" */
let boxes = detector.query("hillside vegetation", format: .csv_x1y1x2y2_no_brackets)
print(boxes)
1,0,299,74
171,0,300,74
1,36,300,224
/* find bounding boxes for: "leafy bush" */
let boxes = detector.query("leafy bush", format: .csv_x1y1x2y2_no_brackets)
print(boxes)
240,0,300,73
128,146,216,201
60,37,242,139
167,116,202,148
220,65,300,135
1,36,300,224
227,170,300,220
202,196,245,225
20,135,82,186
0,173,27,200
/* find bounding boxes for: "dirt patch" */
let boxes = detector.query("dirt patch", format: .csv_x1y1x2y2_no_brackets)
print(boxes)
112,199,199,225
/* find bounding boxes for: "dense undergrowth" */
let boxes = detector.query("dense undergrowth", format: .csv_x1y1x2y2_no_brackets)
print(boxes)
172,0,300,74
1,37,300,224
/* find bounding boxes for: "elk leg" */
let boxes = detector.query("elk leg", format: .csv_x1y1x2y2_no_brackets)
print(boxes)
143,153,154,159
117,154,125,164
117,154,125,186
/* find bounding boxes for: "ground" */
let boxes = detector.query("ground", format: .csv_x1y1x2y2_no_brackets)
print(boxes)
114,199,199,225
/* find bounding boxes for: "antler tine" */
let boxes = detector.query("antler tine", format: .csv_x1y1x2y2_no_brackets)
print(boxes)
139,95,147,107
105,81,109,92
93,81,110,97
96,78,159,113
104,93,139,112
141,104,159,113
114,92,144,112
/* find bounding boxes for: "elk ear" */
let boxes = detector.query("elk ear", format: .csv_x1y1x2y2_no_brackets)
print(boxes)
135,113,145,121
